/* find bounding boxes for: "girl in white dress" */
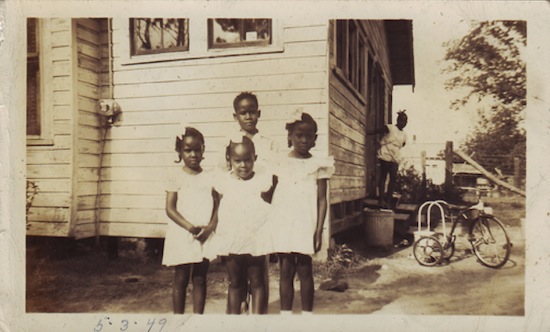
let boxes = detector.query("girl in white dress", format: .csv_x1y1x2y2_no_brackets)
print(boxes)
269,110,334,314
163,127,218,314
208,135,273,314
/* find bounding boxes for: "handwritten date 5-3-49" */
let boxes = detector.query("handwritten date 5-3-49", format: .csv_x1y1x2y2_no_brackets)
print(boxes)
93,317,167,332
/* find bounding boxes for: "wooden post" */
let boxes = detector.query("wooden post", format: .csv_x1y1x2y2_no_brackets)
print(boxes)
514,157,521,189
421,150,427,201
444,141,453,199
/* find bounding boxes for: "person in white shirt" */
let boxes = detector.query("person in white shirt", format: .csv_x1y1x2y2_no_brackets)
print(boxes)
368,110,408,208
229,92,278,172
222,91,278,313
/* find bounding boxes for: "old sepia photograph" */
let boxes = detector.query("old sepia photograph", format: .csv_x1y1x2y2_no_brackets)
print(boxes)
2,1,549,331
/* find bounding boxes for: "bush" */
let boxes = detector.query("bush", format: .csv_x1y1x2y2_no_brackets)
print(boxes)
314,244,363,280
395,166,444,204
26,181,38,230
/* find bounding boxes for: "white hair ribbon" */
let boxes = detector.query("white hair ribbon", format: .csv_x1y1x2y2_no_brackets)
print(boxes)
286,107,304,124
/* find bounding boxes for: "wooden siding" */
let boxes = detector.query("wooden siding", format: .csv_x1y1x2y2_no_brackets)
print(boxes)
328,20,393,205
73,18,109,239
99,18,330,237
26,18,73,237
361,21,392,85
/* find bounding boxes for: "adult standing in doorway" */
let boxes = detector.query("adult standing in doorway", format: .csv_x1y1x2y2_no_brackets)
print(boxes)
368,110,408,209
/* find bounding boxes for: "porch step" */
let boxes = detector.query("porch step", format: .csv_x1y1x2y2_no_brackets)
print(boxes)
394,213,412,222
364,199,418,215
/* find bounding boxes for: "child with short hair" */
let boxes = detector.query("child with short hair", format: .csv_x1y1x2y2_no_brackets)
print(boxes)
163,126,218,314
230,91,278,171
208,135,273,314
225,91,278,313
269,109,334,314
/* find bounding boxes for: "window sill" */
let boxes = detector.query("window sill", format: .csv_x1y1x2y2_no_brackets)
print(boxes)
332,67,367,106
27,137,54,146
122,44,285,66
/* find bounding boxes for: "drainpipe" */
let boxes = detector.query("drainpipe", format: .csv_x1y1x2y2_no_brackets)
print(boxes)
94,18,118,247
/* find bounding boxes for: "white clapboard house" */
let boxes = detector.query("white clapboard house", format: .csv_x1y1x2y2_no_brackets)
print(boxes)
26,18,414,245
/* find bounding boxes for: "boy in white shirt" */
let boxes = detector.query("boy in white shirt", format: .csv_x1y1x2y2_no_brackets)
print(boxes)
230,92,278,172
225,91,278,313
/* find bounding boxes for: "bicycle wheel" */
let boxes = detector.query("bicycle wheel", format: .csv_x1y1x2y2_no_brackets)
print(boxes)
469,215,511,268
413,236,443,267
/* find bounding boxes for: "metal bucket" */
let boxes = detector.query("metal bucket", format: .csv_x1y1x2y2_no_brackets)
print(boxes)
364,209,394,247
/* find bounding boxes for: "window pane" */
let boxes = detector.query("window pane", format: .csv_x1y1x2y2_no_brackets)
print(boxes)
163,18,188,48
27,18,38,54
336,20,347,71
212,19,241,44
148,19,164,50
359,41,365,95
348,22,357,85
27,18,40,136
27,58,40,136
210,18,272,48
242,19,270,42
131,18,189,55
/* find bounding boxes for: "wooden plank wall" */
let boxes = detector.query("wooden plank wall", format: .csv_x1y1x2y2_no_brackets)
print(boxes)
72,18,108,239
367,19,393,126
328,20,393,205
26,18,74,237
100,18,330,237
363,21,392,85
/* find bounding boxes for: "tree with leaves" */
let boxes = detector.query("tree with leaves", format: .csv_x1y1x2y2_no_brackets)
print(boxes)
442,21,526,174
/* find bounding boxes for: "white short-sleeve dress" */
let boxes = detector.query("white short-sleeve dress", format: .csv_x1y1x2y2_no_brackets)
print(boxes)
269,154,335,255
162,168,214,266
206,170,273,258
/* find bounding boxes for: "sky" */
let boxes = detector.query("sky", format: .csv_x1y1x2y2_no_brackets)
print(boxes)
393,17,478,158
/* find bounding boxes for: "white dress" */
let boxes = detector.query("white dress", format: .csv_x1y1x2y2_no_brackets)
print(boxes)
206,170,273,258
269,154,335,255
162,168,214,266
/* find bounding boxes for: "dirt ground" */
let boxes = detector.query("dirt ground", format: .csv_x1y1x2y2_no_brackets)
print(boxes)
26,196,525,316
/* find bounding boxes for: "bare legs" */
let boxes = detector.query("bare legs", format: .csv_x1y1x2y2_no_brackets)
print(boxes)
226,256,243,314
279,253,314,312
225,254,267,314
172,259,209,314
378,159,398,207
279,254,296,310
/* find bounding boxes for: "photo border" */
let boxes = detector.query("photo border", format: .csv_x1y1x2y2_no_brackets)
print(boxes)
1,1,549,331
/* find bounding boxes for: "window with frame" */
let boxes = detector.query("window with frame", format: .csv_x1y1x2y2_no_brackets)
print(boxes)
208,19,272,49
130,18,189,56
369,62,386,129
27,18,41,136
27,18,53,145
335,20,367,98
